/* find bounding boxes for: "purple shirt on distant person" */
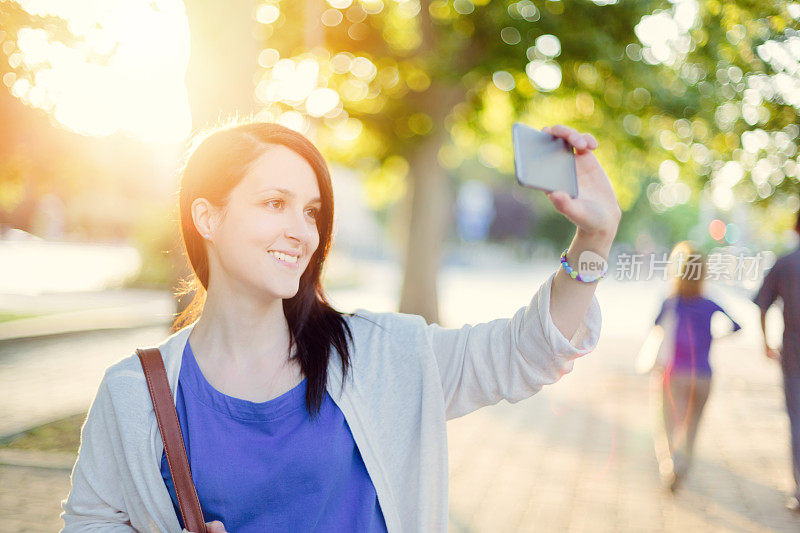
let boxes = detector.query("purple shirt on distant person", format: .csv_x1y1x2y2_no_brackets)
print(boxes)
159,340,387,532
655,295,742,376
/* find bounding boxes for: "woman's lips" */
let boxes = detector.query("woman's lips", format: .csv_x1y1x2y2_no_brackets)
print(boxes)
268,251,299,270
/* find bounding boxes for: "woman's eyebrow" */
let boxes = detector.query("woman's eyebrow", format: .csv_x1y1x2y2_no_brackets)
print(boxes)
260,187,321,204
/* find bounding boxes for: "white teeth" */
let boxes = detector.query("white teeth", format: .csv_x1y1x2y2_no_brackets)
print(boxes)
269,250,298,264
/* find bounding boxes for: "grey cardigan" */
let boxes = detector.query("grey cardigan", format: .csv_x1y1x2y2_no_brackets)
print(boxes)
60,271,601,532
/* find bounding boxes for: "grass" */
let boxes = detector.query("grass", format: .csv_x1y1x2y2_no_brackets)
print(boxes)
0,413,86,454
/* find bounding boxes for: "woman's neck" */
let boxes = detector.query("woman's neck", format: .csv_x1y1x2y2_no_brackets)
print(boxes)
187,308,303,402
189,289,294,369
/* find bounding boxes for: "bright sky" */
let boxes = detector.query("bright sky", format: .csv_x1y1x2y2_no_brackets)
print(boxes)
8,0,191,143
7,0,800,152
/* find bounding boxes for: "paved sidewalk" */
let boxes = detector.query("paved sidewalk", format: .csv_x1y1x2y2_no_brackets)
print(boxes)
0,464,72,532
447,333,798,532
0,289,174,341
0,286,173,439
0,326,171,440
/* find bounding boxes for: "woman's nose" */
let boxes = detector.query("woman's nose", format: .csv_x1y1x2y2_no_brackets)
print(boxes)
284,208,315,243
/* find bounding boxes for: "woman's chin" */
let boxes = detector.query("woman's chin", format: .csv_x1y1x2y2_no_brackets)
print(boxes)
267,283,300,300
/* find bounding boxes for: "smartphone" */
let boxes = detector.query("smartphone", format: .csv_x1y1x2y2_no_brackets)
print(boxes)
512,122,578,198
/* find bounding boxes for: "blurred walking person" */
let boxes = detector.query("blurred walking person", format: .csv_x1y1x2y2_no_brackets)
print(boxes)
753,211,800,513
650,241,742,492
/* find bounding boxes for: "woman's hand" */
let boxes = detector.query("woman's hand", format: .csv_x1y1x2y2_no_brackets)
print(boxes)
182,523,227,533
545,124,620,340
206,521,227,533
542,125,621,243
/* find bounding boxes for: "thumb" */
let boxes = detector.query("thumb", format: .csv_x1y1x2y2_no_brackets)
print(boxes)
546,190,575,215
205,521,227,533
547,190,593,231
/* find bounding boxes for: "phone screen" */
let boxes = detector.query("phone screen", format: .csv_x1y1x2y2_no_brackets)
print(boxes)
512,122,578,198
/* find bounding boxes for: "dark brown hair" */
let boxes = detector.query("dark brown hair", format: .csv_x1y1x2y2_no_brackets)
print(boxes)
172,119,355,418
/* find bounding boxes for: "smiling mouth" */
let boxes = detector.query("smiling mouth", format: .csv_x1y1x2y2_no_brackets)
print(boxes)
268,250,300,269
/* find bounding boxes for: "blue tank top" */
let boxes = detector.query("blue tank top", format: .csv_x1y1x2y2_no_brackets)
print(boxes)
159,340,387,532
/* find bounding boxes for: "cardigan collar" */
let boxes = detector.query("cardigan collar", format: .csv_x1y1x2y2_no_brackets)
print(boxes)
154,319,347,404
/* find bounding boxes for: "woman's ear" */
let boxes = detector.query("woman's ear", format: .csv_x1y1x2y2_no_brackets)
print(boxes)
191,197,216,240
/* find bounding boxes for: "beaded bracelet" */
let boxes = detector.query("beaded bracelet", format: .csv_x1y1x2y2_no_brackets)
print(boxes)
560,248,607,283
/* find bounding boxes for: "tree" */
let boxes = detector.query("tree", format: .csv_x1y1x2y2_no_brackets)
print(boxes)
254,0,696,322
256,0,800,321
4,0,799,314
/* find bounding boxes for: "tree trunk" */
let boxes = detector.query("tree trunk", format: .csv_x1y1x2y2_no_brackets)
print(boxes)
183,0,259,128
398,129,452,323
397,85,465,324
173,0,259,316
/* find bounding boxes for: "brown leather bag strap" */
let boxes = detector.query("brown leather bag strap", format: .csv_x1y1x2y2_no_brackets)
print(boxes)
136,347,207,533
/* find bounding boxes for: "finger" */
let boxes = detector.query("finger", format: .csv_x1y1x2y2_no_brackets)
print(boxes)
206,521,227,533
548,125,588,151
570,132,588,151
584,133,598,150
549,124,581,140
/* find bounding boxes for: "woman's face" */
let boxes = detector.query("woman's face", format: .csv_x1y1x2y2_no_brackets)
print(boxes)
205,144,322,300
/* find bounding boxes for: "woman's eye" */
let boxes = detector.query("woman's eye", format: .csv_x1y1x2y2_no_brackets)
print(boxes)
265,200,317,220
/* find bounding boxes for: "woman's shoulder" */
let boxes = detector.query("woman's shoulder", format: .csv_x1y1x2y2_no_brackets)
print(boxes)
338,308,439,389
696,295,721,307
104,352,146,382
77,352,156,441
683,295,726,315
344,307,428,335
98,353,153,407
102,324,191,396
671,294,714,306
108,323,192,383
661,294,680,308
342,308,431,364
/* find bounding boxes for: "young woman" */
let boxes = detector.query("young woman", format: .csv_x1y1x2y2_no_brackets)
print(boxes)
651,241,742,493
60,121,620,532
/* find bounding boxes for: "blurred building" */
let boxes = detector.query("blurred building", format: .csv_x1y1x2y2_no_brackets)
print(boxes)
489,188,535,242
455,180,495,242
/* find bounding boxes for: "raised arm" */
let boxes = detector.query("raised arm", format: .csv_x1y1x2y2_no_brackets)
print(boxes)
423,271,602,420
423,124,615,420
551,229,615,339
540,125,621,341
